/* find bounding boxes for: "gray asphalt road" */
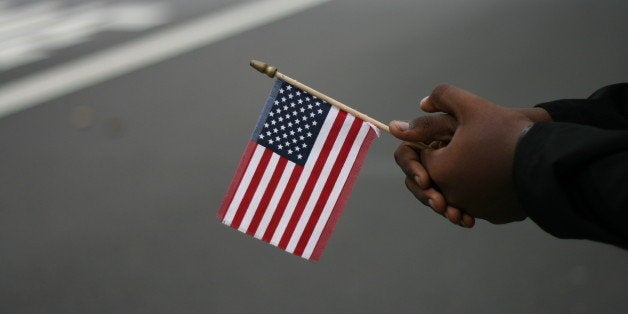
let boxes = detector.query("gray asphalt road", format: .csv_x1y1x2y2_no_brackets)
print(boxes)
1,0,627,313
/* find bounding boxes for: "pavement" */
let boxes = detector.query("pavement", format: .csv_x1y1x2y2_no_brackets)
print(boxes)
1,0,627,313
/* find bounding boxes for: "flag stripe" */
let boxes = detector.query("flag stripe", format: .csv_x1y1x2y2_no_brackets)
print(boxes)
254,161,296,239
292,117,364,256
277,110,348,249
285,114,356,253
238,152,281,232
269,107,340,245
217,141,258,220
245,156,288,235
262,165,303,242
309,127,377,260
222,144,266,225
230,148,273,229
301,123,372,259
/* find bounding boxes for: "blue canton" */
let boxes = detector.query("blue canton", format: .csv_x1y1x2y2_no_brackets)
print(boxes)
256,81,331,166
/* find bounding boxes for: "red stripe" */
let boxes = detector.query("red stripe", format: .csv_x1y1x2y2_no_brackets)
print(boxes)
310,128,377,260
245,157,288,236
292,118,363,256
230,148,273,229
217,141,258,220
262,165,303,242
278,111,348,250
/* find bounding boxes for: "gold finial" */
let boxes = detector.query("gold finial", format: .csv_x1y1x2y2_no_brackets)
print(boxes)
250,60,277,78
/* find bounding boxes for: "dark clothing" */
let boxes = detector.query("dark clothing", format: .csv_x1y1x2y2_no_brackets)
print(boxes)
514,83,628,250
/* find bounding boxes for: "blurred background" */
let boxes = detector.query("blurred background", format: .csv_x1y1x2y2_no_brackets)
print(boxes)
1,0,627,313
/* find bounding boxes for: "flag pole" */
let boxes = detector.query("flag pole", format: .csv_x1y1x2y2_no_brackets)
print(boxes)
250,60,391,131
250,60,431,150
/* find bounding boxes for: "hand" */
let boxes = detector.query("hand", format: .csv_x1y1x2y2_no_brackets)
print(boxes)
391,84,551,225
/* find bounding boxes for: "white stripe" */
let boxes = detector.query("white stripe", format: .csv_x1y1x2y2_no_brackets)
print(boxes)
302,123,370,259
0,0,332,119
238,152,280,232
269,107,339,246
254,161,296,239
285,114,354,253
222,145,265,225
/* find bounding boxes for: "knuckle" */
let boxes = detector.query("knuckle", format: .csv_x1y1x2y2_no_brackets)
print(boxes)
431,83,453,102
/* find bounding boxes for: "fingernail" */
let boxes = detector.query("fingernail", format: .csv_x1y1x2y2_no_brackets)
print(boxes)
393,120,409,131
419,96,429,106
414,175,421,186
459,220,467,228
428,199,434,208
444,210,449,220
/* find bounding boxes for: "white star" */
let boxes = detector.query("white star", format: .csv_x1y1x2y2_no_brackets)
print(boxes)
300,108,305,113
312,95,317,99
293,111,298,116
269,111,274,117
285,141,290,146
299,135,305,140
298,99,303,104
307,132,313,137
280,125,286,130
296,91,301,96
307,104,313,109
275,109,281,114
304,124,310,129
259,134,264,139
278,144,283,149
275,136,280,141
283,105,288,110
312,121,317,126
278,117,284,122
315,101,320,106
288,149,293,154
295,146,300,152
302,143,307,148
317,109,323,114
305,97,310,101
288,94,294,99
279,88,284,94
266,131,271,136
286,85,292,90
297,127,303,132
290,102,296,108
269,139,274,144
282,133,288,139
297,154,303,159
264,123,269,128
302,116,307,121
309,113,315,118
271,120,276,125
288,122,293,127
273,128,278,133
274,100,279,105
281,97,287,102
289,130,295,135
294,119,300,125
292,138,297,143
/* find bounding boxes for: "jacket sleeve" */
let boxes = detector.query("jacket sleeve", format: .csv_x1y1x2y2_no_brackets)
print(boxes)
513,84,628,250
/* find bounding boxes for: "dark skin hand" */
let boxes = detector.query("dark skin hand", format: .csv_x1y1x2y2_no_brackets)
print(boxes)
390,84,552,227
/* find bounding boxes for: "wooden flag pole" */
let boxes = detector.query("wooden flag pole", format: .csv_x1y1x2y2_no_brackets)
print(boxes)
250,60,430,150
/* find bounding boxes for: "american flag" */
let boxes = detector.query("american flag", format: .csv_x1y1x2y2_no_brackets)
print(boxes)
217,78,378,260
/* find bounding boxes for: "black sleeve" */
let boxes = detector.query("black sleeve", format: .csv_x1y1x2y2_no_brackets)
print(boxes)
514,84,628,250
535,83,628,129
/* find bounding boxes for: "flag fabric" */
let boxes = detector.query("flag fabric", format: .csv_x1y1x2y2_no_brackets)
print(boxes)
217,78,379,260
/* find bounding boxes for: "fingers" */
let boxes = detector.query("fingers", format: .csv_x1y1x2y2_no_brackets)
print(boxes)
394,144,430,189
405,178,474,228
420,84,483,119
389,114,456,143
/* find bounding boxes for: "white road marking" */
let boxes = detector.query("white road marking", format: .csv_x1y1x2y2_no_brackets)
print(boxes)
0,0,331,119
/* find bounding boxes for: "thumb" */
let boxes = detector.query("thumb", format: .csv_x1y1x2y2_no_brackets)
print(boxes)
421,84,484,120
389,114,456,143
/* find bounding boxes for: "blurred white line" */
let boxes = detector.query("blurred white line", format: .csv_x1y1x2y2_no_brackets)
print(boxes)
0,0,331,119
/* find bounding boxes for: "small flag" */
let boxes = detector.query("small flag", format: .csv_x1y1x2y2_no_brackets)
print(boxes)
217,78,378,260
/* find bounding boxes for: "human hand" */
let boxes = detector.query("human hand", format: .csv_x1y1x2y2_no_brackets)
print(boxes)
391,85,549,225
